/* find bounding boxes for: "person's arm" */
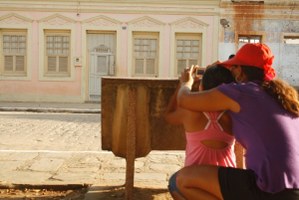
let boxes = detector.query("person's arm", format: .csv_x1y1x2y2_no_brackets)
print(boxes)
164,83,184,125
177,65,240,113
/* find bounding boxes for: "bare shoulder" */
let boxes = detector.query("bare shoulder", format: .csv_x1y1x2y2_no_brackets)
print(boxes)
181,109,208,132
180,88,240,113
212,88,240,113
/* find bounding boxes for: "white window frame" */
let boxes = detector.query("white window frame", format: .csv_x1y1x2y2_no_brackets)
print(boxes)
175,33,202,76
238,35,262,44
0,29,27,77
170,17,209,78
236,32,265,50
283,35,299,44
38,16,75,81
0,14,32,81
132,32,159,77
44,30,71,77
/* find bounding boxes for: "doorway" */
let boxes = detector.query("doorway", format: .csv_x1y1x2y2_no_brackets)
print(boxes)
87,32,116,101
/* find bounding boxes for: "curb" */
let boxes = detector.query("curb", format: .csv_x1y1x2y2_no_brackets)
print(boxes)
0,107,101,114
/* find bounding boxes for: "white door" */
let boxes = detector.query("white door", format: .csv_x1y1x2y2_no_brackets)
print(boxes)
87,33,116,101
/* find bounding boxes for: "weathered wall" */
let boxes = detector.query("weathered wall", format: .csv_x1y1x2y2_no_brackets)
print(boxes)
219,1,299,87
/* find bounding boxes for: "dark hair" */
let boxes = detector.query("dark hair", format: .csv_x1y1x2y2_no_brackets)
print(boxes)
228,54,235,59
202,65,234,90
241,66,299,116
241,65,265,81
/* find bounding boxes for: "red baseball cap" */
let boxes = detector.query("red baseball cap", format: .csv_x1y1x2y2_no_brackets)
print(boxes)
220,43,276,81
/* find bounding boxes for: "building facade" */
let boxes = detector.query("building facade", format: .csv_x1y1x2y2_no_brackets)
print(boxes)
0,0,298,103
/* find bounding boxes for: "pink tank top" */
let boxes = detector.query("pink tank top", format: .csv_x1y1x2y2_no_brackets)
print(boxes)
184,111,236,167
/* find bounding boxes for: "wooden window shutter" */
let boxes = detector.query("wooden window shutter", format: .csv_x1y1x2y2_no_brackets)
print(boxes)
15,56,25,71
48,56,56,72
1,31,27,75
4,56,13,71
44,30,70,76
59,56,68,72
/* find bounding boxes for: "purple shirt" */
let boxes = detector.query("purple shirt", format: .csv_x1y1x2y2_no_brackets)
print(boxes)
218,82,299,193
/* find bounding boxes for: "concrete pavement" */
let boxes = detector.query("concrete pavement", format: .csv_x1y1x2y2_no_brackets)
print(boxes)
0,102,185,198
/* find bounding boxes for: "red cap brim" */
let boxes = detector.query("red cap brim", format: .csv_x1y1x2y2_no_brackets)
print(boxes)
219,56,247,68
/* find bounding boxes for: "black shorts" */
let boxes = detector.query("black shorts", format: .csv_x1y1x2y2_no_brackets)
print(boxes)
218,167,299,200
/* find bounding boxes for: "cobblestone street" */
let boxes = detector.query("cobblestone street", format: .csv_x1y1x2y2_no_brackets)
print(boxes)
0,112,101,151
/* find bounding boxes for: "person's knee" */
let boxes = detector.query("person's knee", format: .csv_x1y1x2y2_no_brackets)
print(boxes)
176,169,187,189
168,172,178,193
168,172,186,199
176,165,216,189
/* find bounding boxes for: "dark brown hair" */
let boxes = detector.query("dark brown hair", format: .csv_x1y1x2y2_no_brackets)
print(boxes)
202,65,234,90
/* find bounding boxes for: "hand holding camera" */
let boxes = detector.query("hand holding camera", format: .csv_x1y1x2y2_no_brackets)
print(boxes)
193,65,205,80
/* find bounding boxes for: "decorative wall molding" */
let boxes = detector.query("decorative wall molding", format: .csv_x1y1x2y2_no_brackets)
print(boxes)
83,15,121,27
171,17,209,29
0,13,32,25
39,13,76,25
128,16,165,28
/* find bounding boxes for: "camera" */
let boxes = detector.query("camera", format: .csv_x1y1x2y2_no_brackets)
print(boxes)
196,68,205,75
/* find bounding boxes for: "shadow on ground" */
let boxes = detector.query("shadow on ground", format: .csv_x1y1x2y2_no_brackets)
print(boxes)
85,184,173,200
0,184,172,200
0,184,88,200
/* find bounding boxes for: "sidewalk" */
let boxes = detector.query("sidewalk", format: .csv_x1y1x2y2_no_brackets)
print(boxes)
0,102,184,199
